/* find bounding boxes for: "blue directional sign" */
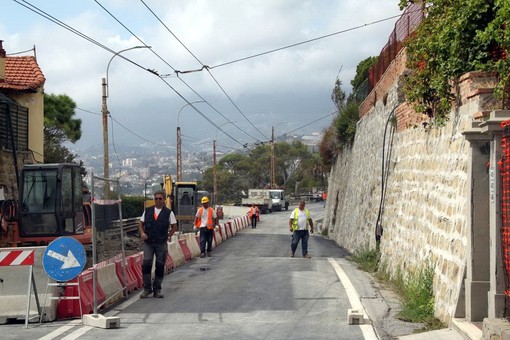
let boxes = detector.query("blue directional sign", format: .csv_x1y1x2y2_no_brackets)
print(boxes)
42,237,86,281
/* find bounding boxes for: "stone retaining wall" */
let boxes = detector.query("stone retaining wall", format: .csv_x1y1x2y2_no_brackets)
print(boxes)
323,61,495,322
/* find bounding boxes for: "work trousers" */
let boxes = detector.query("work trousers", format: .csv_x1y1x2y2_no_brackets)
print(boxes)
142,241,168,293
200,227,214,254
291,230,310,256
251,215,257,228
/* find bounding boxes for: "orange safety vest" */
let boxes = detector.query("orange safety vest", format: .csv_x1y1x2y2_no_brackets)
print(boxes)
249,206,259,218
195,207,215,229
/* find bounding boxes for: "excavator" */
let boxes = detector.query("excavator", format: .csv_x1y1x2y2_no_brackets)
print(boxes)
0,163,92,247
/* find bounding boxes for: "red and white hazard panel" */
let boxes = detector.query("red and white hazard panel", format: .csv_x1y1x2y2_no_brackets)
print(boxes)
0,250,35,266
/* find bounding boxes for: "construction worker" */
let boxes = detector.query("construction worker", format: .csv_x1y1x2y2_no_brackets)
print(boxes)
194,196,218,258
289,200,314,258
248,204,260,228
138,191,177,298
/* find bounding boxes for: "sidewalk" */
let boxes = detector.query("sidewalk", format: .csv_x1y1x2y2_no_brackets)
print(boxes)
397,318,483,340
398,328,464,339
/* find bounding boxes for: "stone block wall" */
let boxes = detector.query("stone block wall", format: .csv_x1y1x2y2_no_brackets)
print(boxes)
323,63,496,322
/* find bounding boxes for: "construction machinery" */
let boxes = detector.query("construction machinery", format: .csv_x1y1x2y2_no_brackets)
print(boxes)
0,163,92,247
144,175,209,233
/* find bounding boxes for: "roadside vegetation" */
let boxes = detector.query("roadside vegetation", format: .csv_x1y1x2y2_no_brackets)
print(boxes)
350,247,443,332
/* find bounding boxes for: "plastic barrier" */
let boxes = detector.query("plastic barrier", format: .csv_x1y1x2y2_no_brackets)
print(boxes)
186,233,201,257
224,224,232,239
96,263,124,307
168,241,185,267
217,224,225,240
57,268,106,319
164,254,174,275
127,253,143,289
178,239,192,261
226,222,234,237
114,258,137,293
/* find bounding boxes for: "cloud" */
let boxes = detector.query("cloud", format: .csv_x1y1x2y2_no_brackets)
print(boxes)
1,0,402,152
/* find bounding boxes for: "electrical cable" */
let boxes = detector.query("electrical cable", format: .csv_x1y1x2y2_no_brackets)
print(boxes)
15,0,248,148
208,12,414,70
139,0,269,141
14,0,154,73
375,105,398,245
95,0,265,143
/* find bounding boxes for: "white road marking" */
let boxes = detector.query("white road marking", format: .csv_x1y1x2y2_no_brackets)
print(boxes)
38,320,82,340
327,257,378,340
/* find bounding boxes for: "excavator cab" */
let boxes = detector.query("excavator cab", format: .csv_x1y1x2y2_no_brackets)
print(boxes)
18,163,91,245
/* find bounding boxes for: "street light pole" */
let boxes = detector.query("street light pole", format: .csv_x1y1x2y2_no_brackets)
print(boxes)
271,126,275,189
271,121,289,190
176,100,205,182
102,45,150,197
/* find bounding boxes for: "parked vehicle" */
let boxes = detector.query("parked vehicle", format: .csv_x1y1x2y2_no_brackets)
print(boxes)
241,189,288,213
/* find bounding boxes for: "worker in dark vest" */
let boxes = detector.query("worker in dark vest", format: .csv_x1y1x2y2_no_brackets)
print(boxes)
138,191,177,298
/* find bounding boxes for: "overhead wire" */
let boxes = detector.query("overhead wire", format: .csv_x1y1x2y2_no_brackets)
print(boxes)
13,0,155,75
15,0,248,148
75,106,167,146
94,0,264,144
139,0,269,141
208,12,412,70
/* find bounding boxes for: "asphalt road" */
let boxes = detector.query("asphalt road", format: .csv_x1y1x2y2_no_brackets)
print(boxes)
2,202,421,339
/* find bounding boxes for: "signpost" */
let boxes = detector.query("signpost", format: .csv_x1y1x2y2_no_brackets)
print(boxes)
41,237,86,323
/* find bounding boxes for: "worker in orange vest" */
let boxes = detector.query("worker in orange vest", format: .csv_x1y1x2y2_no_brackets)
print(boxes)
248,204,260,229
194,196,218,258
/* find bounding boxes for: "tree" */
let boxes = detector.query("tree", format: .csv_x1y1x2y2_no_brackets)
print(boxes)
331,78,347,112
44,93,82,163
398,0,510,124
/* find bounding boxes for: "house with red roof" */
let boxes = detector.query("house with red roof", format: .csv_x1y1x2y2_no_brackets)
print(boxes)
0,40,45,199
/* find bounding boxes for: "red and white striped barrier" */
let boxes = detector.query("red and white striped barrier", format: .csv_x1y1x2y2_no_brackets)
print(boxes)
0,250,35,266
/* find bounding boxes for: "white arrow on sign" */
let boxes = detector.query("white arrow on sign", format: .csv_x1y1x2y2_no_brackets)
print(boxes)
47,249,81,269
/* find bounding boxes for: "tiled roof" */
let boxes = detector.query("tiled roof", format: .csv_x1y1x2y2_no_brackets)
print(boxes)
0,56,45,91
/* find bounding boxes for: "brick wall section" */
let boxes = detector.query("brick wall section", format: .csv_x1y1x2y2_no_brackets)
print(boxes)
323,71,497,324
359,49,407,119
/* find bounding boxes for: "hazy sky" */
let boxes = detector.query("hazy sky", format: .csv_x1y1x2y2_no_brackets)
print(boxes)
1,0,402,155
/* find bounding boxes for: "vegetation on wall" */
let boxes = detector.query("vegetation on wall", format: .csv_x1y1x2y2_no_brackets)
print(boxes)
319,56,378,166
399,0,510,125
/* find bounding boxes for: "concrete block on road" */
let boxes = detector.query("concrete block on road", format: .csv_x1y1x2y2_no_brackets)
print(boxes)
83,313,120,329
348,309,365,325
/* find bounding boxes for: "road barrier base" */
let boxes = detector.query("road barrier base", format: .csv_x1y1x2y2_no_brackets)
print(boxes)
82,313,120,329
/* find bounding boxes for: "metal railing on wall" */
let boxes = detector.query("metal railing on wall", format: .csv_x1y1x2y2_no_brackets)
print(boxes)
368,3,424,91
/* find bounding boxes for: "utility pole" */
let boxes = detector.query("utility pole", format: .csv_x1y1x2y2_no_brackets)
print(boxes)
101,77,109,197
176,126,182,181
271,126,275,189
213,140,217,206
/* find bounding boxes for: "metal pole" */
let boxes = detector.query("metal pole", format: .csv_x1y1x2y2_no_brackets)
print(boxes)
213,140,217,206
90,172,98,315
177,126,182,181
176,100,205,182
116,178,128,298
271,126,275,189
102,46,150,197
101,78,109,197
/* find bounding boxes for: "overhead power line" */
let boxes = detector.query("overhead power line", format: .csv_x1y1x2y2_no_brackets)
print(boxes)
139,0,269,141
95,0,265,143
209,12,411,70
15,0,248,148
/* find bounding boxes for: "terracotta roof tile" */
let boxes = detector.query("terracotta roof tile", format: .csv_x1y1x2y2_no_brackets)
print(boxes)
0,56,45,91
